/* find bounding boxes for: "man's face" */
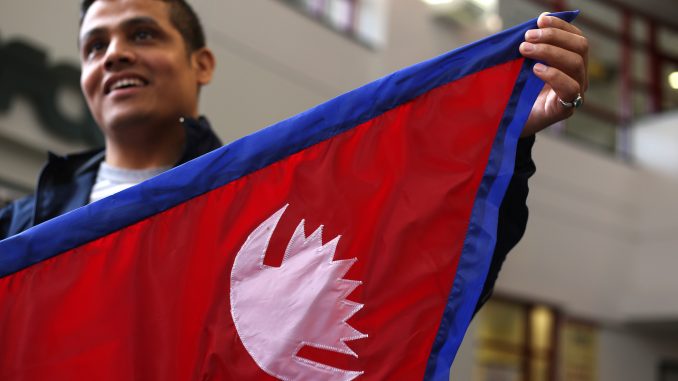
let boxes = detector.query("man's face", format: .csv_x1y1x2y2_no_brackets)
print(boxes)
79,0,207,135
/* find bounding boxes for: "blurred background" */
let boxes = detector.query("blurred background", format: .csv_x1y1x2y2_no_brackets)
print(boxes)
1,0,678,380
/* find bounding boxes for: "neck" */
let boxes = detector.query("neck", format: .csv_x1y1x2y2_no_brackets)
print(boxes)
104,121,186,169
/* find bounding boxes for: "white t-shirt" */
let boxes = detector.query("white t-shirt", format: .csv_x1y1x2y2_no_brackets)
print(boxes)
89,162,170,204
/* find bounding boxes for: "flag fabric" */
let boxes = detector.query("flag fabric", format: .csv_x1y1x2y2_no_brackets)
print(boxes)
0,11,577,381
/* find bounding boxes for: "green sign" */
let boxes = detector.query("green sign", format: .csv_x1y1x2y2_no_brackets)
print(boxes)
0,32,102,146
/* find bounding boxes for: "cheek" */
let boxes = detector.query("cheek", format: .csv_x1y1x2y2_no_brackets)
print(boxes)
80,67,98,101
80,66,103,121
153,54,195,86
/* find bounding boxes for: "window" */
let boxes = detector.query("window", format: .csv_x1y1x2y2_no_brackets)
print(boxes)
473,297,599,381
280,0,388,48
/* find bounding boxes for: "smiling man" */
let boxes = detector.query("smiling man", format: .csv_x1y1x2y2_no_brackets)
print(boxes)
0,0,588,314
79,0,219,202
0,0,221,235
79,0,216,171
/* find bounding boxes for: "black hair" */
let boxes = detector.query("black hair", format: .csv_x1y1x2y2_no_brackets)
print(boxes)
80,0,206,52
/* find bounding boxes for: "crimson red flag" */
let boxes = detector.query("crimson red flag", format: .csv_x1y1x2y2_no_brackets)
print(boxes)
0,11,577,381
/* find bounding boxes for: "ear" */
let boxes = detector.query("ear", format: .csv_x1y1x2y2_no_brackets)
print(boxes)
192,47,216,86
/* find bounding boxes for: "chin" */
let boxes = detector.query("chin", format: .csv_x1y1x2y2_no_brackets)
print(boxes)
102,109,185,140
103,111,154,132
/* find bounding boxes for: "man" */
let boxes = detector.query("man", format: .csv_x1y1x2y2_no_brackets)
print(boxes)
0,0,588,311
1,0,219,236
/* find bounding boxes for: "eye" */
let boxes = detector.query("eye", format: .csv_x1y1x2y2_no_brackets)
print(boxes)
133,29,154,41
85,40,107,59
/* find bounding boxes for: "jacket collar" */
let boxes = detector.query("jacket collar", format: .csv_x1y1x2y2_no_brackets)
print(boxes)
50,116,222,175
34,116,222,226
177,116,223,166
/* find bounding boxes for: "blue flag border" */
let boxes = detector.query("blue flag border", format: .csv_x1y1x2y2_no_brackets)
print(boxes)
424,58,545,381
0,10,578,379
423,11,578,380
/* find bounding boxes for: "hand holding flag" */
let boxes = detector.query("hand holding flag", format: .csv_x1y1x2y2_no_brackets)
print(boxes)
521,13,589,136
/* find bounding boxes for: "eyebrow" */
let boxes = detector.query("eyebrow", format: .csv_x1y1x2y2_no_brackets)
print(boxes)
79,16,162,46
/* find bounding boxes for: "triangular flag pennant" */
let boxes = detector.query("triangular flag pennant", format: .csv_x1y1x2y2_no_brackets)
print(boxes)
0,11,578,381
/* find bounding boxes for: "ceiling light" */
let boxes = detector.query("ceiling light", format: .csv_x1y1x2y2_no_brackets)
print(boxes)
421,0,455,5
471,0,497,10
669,71,678,90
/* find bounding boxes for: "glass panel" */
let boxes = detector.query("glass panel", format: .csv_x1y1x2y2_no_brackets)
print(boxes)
473,300,560,381
631,16,647,45
530,305,553,351
529,306,553,381
560,321,598,381
476,300,526,346
473,300,526,381
475,359,522,381
530,358,550,381
476,347,523,369
658,28,678,58
584,27,621,112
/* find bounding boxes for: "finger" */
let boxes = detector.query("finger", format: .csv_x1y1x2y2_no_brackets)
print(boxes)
524,27,588,63
535,13,589,90
532,63,581,110
520,42,586,89
523,28,589,90
538,13,584,37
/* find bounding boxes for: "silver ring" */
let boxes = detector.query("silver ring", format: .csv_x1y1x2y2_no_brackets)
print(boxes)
559,93,583,109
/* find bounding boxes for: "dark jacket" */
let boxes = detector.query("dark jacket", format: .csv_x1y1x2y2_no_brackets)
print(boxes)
0,117,222,239
0,118,534,312
475,136,535,312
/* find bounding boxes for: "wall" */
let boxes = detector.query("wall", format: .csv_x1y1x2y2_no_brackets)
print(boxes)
496,133,678,322
598,326,678,381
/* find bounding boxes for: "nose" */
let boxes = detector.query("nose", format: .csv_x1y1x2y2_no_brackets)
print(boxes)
103,38,135,71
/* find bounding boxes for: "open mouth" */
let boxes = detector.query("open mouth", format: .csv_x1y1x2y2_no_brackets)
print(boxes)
105,77,149,94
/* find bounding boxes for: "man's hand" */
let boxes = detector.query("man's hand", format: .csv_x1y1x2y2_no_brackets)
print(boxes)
520,13,589,137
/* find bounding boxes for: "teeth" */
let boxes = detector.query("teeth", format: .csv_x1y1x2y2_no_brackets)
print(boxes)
109,78,145,92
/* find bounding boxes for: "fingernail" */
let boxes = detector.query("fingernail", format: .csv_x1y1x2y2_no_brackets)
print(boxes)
525,29,541,40
534,63,547,73
540,15,551,26
521,42,535,53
